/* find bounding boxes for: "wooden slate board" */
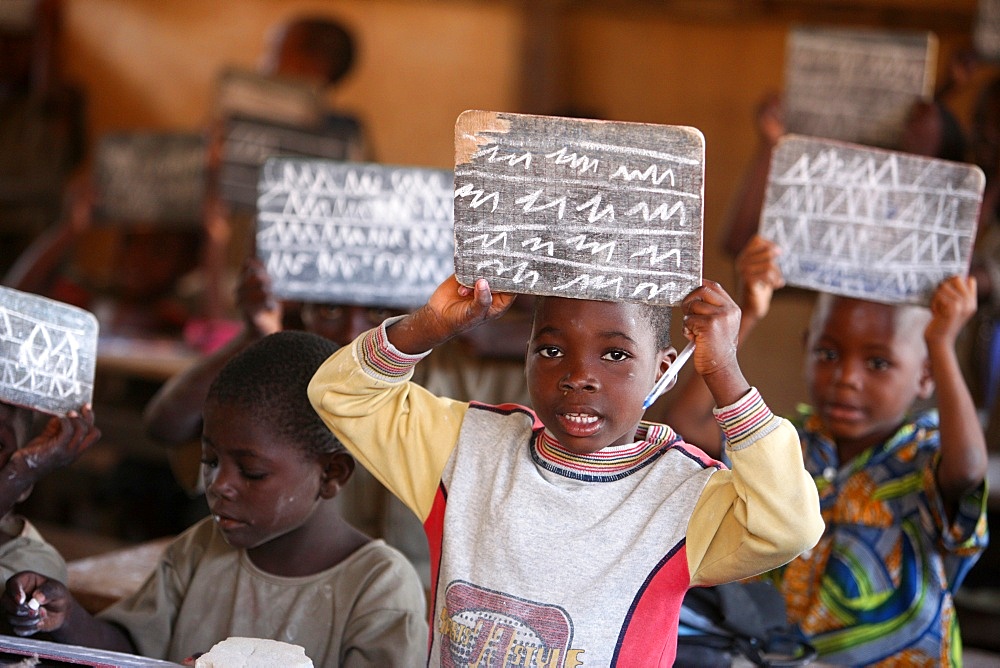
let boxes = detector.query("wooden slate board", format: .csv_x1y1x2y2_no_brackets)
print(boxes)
213,67,324,127
453,110,703,306
0,286,98,416
256,157,454,308
94,132,207,227
784,26,937,149
0,634,182,666
219,114,361,211
759,135,984,305
975,0,1000,61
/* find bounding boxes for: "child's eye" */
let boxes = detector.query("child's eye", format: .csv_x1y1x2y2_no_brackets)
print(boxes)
240,469,268,481
537,346,562,359
200,458,218,469
867,357,891,371
812,347,837,363
602,349,631,362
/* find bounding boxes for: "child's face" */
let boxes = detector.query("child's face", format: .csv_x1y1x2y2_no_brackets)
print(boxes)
201,398,329,552
804,295,932,458
526,297,670,454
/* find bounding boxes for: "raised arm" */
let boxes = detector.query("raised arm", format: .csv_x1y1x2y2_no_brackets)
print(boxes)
925,276,989,509
664,236,784,455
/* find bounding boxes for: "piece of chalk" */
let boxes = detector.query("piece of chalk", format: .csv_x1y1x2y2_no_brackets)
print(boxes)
27,597,40,611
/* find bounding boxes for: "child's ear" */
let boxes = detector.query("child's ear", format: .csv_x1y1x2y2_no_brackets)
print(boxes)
318,452,355,499
658,346,678,378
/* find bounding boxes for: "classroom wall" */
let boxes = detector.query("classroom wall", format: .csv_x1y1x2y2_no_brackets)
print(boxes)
57,0,987,417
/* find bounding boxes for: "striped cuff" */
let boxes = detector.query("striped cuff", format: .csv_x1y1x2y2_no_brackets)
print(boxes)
355,315,431,383
713,387,780,451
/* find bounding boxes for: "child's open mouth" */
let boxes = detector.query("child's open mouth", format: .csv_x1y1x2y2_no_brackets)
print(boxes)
558,411,602,437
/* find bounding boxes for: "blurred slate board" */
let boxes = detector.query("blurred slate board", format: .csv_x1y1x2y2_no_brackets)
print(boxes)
94,132,207,227
0,634,183,667
453,110,703,306
256,157,454,308
784,27,937,149
975,0,1000,61
213,67,324,127
758,135,984,306
219,114,362,212
0,286,98,416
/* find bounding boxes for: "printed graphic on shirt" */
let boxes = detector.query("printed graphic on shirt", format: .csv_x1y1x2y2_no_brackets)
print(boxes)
440,581,586,667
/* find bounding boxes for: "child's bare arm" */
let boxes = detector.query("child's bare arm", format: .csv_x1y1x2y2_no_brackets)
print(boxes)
0,406,100,518
925,276,988,506
2,571,134,652
386,275,516,355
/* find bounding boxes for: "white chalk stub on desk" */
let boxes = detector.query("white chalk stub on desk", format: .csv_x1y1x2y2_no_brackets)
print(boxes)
94,132,207,227
453,110,704,306
256,158,455,308
784,26,936,149
759,135,984,305
0,286,98,416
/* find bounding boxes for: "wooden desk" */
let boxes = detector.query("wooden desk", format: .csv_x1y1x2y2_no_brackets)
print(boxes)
66,536,172,614
96,336,200,383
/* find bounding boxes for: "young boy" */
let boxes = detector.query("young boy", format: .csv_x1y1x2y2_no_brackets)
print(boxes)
671,235,989,666
0,401,100,586
307,274,824,665
3,331,428,667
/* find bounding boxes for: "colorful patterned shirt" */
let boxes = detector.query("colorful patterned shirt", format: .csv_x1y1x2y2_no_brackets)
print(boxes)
761,407,988,667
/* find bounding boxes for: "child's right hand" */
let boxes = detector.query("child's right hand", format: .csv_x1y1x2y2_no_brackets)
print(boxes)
735,235,784,323
235,258,283,336
14,405,101,480
2,572,70,636
389,275,516,354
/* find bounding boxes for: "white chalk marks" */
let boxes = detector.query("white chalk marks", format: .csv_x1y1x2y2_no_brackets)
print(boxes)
453,111,703,305
255,158,455,308
784,27,936,149
759,135,984,305
0,287,98,416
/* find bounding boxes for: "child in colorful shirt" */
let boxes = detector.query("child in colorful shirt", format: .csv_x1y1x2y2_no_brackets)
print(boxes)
308,275,824,666
669,236,989,666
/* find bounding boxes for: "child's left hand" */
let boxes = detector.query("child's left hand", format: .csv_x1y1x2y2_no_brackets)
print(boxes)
681,281,750,407
925,276,977,349
15,405,101,479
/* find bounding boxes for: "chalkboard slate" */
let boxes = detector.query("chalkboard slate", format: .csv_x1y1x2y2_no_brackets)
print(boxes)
759,135,984,306
0,0,35,31
219,114,361,211
784,27,937,149
214,67,324,127
0,286,98,416
0,634,182,666
256,157,455,308
453,110,703,306
975,0,1000,61
94,132,207,227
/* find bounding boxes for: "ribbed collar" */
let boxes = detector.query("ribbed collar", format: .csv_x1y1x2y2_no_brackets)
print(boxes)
530,422,679,482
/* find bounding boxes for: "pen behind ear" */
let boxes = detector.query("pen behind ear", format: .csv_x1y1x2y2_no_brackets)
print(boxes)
643,342,696,409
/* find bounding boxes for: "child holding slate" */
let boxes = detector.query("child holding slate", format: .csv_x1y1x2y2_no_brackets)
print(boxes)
0,401,100,588
670,233,989,666
307,271,824,665
4,331,428,667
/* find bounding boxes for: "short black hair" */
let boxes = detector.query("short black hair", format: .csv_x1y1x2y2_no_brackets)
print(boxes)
287,17,355,85
532,297,672,349
207,330,344,457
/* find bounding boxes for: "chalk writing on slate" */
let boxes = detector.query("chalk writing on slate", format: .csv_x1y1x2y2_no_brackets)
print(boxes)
759,135,984,305
214,67,324,127
0,286,98,416
784,27,937,149
256,157,455,308
453,110,703,306
0,635,181,668
976,0,1000,61
219,114,361,211
94,132,207,227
